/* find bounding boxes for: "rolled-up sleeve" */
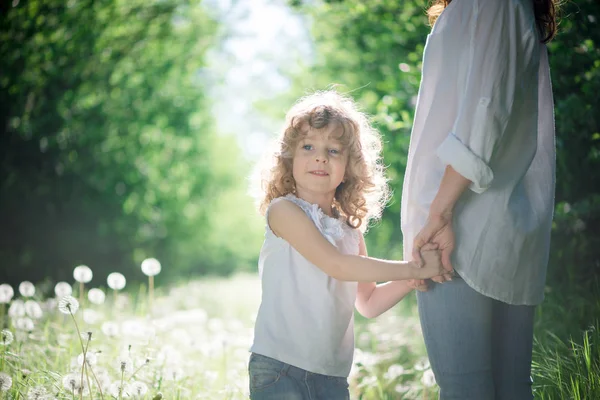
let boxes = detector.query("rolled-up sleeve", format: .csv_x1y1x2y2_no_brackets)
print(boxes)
435,0,536,193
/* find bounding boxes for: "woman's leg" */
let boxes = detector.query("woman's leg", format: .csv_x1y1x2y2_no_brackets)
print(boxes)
491,301,535,400
417,276,495,400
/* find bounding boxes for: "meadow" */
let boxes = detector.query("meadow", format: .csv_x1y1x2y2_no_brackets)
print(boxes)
1,267,597,399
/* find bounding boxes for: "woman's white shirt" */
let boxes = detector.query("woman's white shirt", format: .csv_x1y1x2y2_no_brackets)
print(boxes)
250,194,360,377
401,0,556,305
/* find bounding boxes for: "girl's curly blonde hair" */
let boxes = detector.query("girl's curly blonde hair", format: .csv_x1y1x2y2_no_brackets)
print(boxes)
253,90,390,232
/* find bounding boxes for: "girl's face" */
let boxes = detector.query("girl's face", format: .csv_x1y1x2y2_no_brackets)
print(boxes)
292,125,348,200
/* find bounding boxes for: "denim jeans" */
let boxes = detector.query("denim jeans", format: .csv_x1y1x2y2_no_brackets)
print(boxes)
248,353,350,400
417,275,536,400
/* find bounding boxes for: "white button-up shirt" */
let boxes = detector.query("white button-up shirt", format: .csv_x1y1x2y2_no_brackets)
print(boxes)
401,0,556,305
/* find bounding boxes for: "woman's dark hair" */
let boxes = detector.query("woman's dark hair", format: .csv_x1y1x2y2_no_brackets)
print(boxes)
427,0,559,43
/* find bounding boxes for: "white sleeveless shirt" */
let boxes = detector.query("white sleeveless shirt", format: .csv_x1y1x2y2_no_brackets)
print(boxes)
250,194,360,377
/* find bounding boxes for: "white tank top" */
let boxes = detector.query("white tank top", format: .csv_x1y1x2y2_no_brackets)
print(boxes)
250,194,360,377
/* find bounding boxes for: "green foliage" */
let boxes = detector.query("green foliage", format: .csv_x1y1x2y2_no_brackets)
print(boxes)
0,0,262,286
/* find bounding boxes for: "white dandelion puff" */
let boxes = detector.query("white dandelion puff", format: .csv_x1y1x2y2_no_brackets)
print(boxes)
117,356,134,374
384,364,406,381
414,358,430,371
87,288,105,305
73,265,93,283
141,258,161,276
54,282,72,297
0,284,14,303
127,381,148,397
8,299,25,318
109,382,129,398
24,300,43,319
107,272,126,290
0,372,12,391
15,317,34,331
26,386,48,399
421,368,437,387
77,351,98,366
18,281,36,297
62,373,82,394
83,309,101,324
0,330,14,346
58,296,79,315
101,321,119,337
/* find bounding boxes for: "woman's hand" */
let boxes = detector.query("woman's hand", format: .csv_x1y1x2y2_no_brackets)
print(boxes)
413,213,455,283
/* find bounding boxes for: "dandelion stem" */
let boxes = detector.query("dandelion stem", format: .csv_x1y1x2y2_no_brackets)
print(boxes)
79,282,84,307
82,337,94,400
149,276,154,311
119,368,124,400
87,364,105,400
69,311,87,400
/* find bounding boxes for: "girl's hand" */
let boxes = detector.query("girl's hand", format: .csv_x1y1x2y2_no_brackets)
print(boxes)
412,213,455,282
406,242,438,291
415,249,444,279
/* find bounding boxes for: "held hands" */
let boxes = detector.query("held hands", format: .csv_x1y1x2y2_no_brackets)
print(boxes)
413,213,455,284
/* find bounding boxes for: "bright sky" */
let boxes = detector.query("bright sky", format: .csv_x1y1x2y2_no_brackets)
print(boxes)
203,0,313,159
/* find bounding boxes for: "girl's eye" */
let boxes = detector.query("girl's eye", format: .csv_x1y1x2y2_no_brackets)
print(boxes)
329,148,341,155
302,144,313,151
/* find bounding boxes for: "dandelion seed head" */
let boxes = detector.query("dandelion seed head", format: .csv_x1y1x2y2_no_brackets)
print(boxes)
77,351,98,366
87,288,106,305
83,309,102,324
384,364,406,381
54,281,72,297
26,386,48,399
141,258,161,276
0,372,12,391
8,299,26,318
414,358,430,371
58,295,79,315
15,317,35,331
117,355,134,374
101,321,120,337
421,368,436,387
0,284,14,303
19,281,36,297
73,265,93,283
1,330,14,346
25,300,44,319
107,272,126,290
127,381,148,396
109,382,128,398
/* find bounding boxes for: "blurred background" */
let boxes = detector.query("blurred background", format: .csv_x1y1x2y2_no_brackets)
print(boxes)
1,0,598,335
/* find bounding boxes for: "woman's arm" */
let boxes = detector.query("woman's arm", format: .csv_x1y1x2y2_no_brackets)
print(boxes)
268,200,444,282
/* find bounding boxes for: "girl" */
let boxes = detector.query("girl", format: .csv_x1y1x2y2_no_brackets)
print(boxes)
248,90,444,400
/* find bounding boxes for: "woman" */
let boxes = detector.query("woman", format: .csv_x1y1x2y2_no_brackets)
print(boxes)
400,0,557,399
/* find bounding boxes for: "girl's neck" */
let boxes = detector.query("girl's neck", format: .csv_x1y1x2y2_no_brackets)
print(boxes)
294,189,336,217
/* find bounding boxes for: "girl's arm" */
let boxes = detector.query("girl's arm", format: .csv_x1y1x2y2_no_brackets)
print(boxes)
355,235,414,318
268,199,444,282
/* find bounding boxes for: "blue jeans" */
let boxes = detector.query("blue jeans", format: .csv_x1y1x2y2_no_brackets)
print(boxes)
417,275,536,400
248,353,350,400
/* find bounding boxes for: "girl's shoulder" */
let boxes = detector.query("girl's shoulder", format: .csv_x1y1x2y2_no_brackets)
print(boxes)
267,194,359,247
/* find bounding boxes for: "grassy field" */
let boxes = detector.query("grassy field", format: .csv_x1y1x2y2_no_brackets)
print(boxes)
0,274,597,399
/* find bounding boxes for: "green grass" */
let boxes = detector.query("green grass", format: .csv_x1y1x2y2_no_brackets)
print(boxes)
0,274,597,399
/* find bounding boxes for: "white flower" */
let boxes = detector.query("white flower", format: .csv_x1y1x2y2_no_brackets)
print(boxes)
0,372,12,391
58,296,79,315
73,265,93,283
107,272,126,290
26,386,48,399
414,358,430,371
8,299,25,318
15,317,34,331
87,288,105,305
421,368,436,387
83,309,101,324
384,364,406,381
77,351,98,366
54,282,72,297
0,330,14,346
0,284,14,303
101,321,120,337
126,381,148,397
62,373,83,394
117,356,134,374
24,300,43,319
109,382,128,398
19,281,36,297
141,258,161,276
